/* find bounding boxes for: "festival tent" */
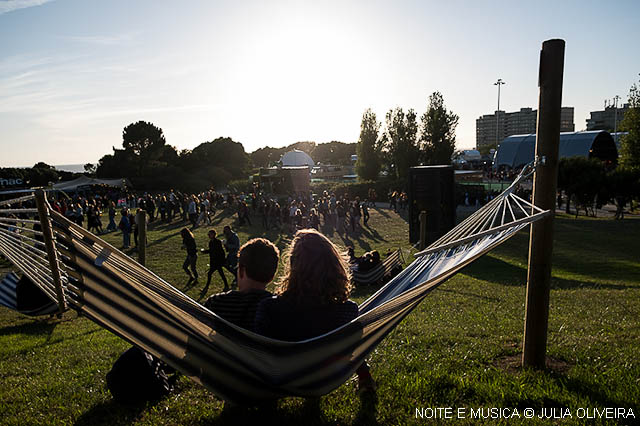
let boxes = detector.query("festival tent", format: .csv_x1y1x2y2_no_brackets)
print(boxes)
280,150,315,167
52,176,131,192
493,130,618,169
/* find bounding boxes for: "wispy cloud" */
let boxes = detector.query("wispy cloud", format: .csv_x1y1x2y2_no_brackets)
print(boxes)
0,0,56,16
59,33,138,46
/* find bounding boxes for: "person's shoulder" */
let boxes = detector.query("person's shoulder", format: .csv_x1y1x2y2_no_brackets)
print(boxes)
343,299,359,314
257,294,277,304
204,289,236,305
256,294,283,310
246,289,272,302
345,299,358,308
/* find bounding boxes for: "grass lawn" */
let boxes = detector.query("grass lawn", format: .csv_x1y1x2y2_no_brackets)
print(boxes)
0,206,639,425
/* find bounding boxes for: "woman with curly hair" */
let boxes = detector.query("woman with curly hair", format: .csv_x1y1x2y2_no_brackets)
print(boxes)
254,228,375,393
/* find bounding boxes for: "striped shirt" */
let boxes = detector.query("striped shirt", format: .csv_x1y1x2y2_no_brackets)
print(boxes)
204,289,272,331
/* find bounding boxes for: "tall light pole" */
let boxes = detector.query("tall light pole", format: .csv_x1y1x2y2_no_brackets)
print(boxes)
613,94,620,145
494,79,506,148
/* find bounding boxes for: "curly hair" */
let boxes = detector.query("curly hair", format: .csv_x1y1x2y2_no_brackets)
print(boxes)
275,229,352,304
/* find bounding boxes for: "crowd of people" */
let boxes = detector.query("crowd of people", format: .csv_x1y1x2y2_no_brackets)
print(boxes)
2,185,409,404
41,185,383,249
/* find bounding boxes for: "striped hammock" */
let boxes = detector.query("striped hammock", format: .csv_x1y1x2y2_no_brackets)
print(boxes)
0,272,59,316
0,163,549,402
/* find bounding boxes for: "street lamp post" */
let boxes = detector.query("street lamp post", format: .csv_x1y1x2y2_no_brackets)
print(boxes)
613,95,620,145
494,79,506,148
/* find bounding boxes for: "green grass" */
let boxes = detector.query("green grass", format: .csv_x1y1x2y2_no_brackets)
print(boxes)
0,207,639,425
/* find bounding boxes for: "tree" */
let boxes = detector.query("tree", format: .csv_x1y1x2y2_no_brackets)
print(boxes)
606,166,640,219
28,164,59,186
356,109,382,180
33,162,53,170
619,78,640,169
383,107,419,180
288,141,316,155
250,146,287,169
477,143,497,156
312,141,356,165
122,121,166,156
419,92,459,165
557,157,606,217
96,148,138,180
181,137,249,185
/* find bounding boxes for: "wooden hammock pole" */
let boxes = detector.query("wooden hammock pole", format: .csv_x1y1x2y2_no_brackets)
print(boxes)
419,211,427,250
522,39,565,369
137,210,147,266
34,189,67,316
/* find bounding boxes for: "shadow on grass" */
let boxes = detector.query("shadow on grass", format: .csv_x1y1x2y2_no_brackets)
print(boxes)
0,318,57,338
74,399,146,426
372,207,392,219
150,219,191,232
357,225,387,245
190,393,379,426
463,255,631,291
438,288,503,303
376,206,409,224
495,355,633,409
147,230,181,247
546,371,635,409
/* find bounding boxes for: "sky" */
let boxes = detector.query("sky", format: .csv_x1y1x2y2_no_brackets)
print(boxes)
1,0,639,167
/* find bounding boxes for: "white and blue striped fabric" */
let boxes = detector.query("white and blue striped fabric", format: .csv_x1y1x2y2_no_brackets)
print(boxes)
0,272,59,316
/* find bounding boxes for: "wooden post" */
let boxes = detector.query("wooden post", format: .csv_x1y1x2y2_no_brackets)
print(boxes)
419,211,427,250
137,210,147,266
34,189,66,315
522,39,565,369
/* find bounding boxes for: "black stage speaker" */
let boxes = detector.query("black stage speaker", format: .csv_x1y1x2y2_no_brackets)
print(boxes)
408,165,456,245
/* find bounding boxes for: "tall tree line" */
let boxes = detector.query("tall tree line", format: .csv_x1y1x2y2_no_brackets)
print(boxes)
355,91,459,181
97,121,250,191
95,121,358,191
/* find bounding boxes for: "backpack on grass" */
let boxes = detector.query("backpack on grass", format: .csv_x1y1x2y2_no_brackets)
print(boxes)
106,346,178,404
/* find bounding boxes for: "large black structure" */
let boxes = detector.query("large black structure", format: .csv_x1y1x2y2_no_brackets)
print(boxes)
408,165,456,245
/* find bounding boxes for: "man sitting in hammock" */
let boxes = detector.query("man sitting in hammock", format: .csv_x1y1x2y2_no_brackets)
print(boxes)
203,237,279,331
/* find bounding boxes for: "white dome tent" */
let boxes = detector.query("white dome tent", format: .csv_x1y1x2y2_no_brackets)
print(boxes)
280,149,314,167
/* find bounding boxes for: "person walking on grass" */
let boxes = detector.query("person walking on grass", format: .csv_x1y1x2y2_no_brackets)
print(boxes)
118,208,131,249
188,196,198,228
336,201,346,234
223,225,240,286
201,229,229,293
107,201,117,232
181,227,198,282
362,201,370,226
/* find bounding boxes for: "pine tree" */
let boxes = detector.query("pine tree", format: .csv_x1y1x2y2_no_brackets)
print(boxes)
419,92,459,165
620,79,640,169
356,109,382,181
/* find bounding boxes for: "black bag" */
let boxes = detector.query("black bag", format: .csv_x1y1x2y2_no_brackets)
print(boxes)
106,346,177,404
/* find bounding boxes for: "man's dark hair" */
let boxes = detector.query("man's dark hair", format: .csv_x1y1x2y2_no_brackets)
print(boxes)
238,238,279,283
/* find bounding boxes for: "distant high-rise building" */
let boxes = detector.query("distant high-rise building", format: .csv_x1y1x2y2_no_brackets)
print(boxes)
476,107,575,148
586,104,629,131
